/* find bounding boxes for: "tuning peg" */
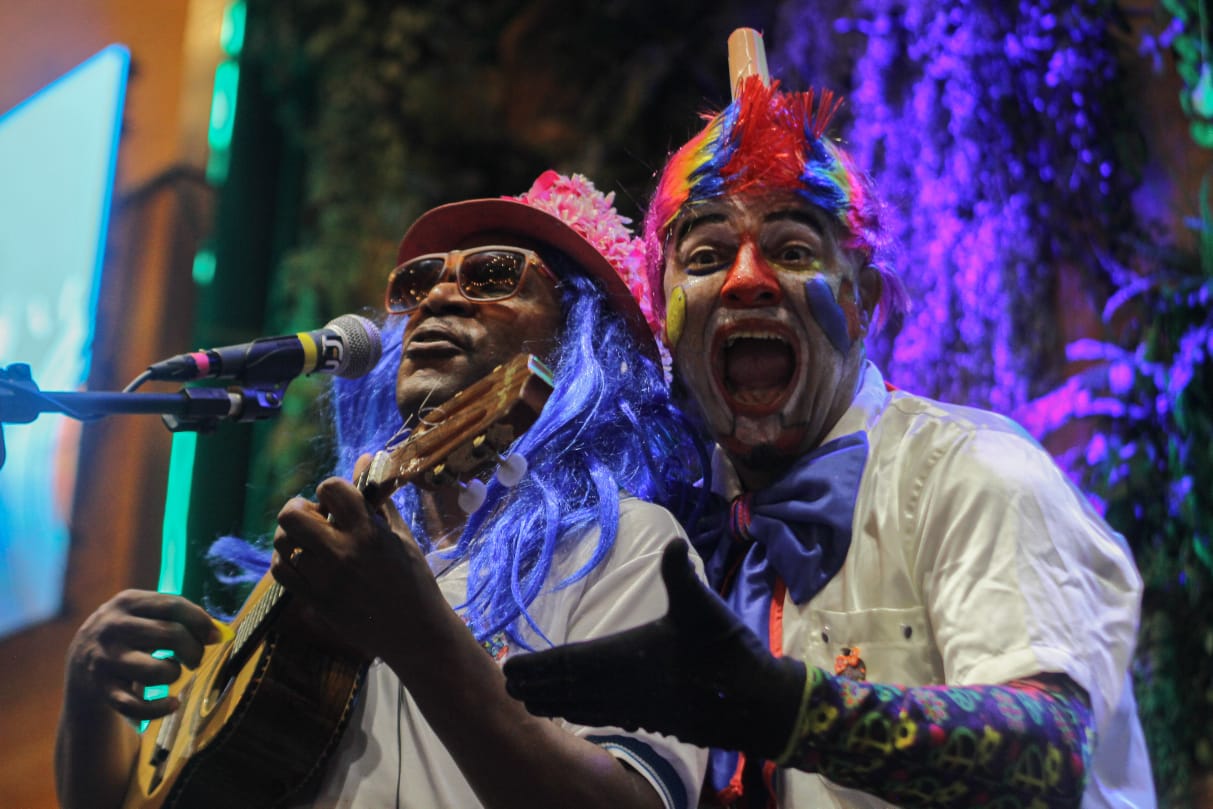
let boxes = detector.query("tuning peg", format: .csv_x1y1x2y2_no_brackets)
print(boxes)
457,478,487,514
494,453,528,487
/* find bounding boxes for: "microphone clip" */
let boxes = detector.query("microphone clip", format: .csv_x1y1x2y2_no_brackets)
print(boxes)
160,385,287,433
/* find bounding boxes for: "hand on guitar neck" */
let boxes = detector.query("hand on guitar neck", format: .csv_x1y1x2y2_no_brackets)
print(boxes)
271,351,553,671
270,462,452,673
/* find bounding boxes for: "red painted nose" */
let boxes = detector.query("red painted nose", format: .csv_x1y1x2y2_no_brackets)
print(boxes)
720,241,783,307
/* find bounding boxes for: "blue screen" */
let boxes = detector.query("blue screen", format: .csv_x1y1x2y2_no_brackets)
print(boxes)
0,45,129,639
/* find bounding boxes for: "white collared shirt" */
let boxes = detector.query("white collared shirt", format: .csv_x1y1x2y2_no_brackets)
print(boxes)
292,497,707,809
715,362,1154,808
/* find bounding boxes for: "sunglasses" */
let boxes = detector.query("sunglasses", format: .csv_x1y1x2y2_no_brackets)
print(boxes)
385,246,558,314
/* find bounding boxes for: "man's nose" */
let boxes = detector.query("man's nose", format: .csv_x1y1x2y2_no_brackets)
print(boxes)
420,265,475,315
720,242,783,307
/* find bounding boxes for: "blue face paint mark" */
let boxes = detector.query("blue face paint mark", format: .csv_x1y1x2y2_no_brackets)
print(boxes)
805,276,851,354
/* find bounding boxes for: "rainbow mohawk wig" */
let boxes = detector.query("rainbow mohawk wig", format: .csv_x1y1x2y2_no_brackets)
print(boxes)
643,77,903,330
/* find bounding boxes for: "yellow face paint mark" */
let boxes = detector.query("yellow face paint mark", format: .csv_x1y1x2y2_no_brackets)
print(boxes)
665,286,687,347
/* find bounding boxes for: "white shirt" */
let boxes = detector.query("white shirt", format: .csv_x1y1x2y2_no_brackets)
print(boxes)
292,496,707,809
714,362,1154,808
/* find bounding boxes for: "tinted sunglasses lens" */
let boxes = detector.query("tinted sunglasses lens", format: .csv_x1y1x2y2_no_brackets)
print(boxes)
459,250,528,301
388,257,446,311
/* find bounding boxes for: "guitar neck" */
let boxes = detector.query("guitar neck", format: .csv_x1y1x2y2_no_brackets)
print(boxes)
225,576,291,673
359,353,554,506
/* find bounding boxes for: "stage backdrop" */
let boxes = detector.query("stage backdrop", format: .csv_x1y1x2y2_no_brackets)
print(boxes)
0,44,129,640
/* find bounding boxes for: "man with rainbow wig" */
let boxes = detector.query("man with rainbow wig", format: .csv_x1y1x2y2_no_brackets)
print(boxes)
55,171,709,809
506,73,1154,808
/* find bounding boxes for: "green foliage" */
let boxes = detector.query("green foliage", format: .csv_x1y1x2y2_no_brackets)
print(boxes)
1159,0,1213,147
1017,231,1212,808
1097,4,1213,801
1091,256,1212,804
1021,135,1213,809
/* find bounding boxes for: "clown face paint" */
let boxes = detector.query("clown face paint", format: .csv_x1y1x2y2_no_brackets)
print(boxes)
804,275,852,355
662,193,873,489
666,285,687,347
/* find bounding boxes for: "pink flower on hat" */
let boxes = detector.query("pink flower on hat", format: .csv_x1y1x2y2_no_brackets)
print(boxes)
509,170,661,340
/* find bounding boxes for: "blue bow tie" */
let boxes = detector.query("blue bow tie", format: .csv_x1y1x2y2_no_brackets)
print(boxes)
690,430,870,806
693,430,870,606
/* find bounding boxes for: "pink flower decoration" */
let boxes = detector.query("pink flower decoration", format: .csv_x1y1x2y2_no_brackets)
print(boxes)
509,170,662,341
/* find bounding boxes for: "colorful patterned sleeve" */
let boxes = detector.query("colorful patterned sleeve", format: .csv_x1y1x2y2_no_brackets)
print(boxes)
779,667,1094,808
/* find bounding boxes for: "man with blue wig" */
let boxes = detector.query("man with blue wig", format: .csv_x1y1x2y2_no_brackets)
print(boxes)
54,171,708,809
504,67,1155,809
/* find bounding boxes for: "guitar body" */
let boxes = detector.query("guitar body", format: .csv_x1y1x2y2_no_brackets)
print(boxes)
121,353,554,808
121,573,367,809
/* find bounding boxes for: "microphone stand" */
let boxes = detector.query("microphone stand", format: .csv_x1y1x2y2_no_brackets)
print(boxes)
0,362,286,471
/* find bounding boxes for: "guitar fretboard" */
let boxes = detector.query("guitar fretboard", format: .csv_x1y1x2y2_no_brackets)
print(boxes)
229,579,288,669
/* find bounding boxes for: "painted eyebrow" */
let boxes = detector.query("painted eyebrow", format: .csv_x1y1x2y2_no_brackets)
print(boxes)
673,211,728,243
676,208,825,241
765,209,825,232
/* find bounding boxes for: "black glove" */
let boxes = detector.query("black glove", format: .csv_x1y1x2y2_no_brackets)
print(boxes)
503,539,807,760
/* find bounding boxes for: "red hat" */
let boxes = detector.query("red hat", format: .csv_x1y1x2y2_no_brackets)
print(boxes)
396,171,660,361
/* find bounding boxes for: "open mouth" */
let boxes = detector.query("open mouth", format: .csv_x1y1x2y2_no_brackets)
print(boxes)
715,325,798,415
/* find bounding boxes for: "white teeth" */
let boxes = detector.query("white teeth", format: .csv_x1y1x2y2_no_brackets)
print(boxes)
725,331,787,347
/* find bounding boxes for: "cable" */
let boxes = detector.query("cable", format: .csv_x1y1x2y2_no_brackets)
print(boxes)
123,369,154,392
396,679,405,809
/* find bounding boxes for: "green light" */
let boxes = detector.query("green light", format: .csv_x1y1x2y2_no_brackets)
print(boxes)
205,59,239,185
192,248,216,285
220,0,247,57
141,431,197,726
143,651,175,702
205,146,230,186
207,60,239,153
159,431,197,596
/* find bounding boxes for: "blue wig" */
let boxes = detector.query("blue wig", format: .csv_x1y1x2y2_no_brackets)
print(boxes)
328,266,706,647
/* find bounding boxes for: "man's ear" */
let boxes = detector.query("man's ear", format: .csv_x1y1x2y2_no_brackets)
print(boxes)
857,263,883,332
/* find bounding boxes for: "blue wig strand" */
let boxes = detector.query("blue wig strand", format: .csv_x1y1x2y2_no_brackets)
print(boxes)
687,103,743,203
328,270,706,649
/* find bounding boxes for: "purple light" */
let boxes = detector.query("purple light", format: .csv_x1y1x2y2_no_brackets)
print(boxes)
1108,362,1134,395
1086,433,1108,465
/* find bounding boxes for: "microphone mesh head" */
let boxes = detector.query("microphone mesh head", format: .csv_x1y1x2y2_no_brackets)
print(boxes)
327,314,384,378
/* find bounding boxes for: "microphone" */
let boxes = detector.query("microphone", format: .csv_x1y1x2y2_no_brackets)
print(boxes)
146,314,383,385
